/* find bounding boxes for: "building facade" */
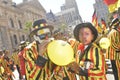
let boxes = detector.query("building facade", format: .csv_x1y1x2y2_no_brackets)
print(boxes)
0,0,47,53
56,0,82,27
46,0,82,37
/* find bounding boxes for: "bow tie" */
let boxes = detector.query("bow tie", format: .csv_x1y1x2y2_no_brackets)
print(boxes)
78,43,85,53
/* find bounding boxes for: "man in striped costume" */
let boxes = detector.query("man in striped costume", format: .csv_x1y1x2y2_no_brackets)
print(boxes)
23,19,76,80
106,18,120,80
22,19,55,80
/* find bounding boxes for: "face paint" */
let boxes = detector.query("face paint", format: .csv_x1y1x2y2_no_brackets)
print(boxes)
34,28,52,43
36,28,51,39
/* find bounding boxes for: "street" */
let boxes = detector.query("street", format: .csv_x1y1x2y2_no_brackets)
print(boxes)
106,59,115,80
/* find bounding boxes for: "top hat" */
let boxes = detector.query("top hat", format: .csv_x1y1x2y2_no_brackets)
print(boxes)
110,18,120,27
30,19,54,37
19,41,27,47
73,22,98,42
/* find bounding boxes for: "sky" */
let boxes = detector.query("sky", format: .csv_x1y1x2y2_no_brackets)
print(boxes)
13,0,95,22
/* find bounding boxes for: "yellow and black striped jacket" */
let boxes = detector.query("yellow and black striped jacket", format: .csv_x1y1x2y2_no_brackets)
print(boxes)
106,29,120,60
23,41,54,80
75,43,107,80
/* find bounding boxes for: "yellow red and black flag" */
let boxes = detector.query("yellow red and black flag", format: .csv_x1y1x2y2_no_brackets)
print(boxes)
92,10,98,27
101,18,106,30
103,0,120,13
97,23,103,34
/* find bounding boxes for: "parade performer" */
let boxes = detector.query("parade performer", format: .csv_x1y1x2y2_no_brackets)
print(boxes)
11,48,21,79
0,50,14,80
0,64,4,80
18,41,28,80
67,22,107,80
22,19,54,80
0,50,5,80
23,19,77,80
106,18,120,80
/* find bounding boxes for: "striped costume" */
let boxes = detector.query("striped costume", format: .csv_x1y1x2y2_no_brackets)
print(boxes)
106,28,120,80
0,57,13,80
75,43,107,80
11,51,20,66
23,41,54,80
51,66,76,80
23,41,76,80
106,29,120,60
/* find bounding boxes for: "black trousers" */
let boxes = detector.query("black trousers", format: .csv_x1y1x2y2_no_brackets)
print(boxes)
111,60,119,80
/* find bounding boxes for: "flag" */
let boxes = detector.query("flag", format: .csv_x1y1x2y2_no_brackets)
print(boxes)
92,10,98,27
103,0,120,13
118,0,120,8
97,23,103,34
101,19,106,30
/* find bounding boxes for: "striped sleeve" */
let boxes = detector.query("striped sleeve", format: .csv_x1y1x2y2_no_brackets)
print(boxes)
108,30,120,51
88,47,106,77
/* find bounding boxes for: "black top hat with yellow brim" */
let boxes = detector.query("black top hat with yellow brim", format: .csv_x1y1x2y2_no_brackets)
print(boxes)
30,19,54,37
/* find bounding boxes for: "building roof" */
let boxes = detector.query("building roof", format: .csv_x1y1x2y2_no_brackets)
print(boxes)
17,0,46,12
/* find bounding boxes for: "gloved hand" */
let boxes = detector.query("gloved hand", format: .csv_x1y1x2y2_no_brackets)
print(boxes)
35,55,48,67
79,68,88,76
67,61,88,76
63,77,69,80
67,61,80,74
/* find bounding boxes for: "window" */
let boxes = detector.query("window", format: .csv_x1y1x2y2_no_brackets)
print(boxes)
0,31,2,41
18,20,22,29
22,35,25,41
10,36,14,48
13,35,17,45
10,18,14,28
2,0,8,4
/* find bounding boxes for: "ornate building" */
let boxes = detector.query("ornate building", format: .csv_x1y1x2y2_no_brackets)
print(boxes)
60,0,83,26
93,0,109,23
0,0,46,54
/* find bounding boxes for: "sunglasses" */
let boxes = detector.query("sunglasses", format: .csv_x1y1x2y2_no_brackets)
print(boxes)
37,33,51,40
